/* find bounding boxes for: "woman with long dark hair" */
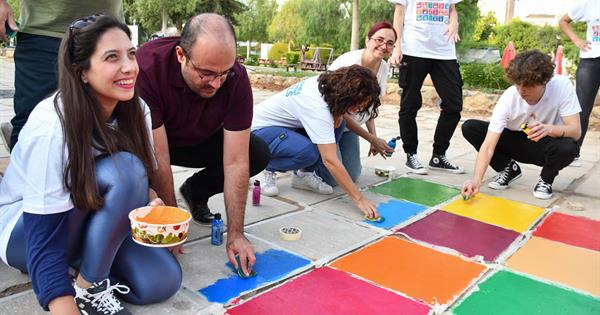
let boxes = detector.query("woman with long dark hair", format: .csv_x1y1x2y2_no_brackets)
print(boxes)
252,65,382,218
0,15,181,314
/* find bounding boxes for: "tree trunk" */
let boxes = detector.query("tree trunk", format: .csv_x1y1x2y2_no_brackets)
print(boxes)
350,0,360,50
161,7,168,34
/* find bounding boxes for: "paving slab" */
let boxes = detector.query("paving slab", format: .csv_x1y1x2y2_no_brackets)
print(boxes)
370,177,460,207
245,209,383,262
452,270,600,315
180,234,312,305
575,166,600,198
125,287,211,315
0,291,46,315
226,267,431,315
0,262,29,296
554,194,600,220
312,191,394,222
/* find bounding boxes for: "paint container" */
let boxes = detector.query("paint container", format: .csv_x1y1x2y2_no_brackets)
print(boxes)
211,213,223,246
386,136,400,157
252,180,261,206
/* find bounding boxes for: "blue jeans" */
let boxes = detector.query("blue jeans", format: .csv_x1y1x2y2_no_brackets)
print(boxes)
6,152,181,305
315,131,362,187
575,57,600,147
253,122,345,174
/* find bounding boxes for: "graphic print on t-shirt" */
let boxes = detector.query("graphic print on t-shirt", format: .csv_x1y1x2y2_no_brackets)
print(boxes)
416,1,450,24
592,21,600,44
285,80,306,97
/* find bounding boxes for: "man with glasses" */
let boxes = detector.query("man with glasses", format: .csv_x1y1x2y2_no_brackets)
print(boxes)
389,0,465,175
0,0,124,151
136,13,269,273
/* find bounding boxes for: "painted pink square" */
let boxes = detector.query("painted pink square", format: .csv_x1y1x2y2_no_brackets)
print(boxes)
397,210,520,262
226,267,430,315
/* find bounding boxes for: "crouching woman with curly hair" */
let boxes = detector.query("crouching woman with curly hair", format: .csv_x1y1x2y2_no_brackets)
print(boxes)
252,65,382,219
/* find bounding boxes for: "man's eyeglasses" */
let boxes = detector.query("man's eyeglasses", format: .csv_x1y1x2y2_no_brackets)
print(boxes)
183,49,235,82
370,37,395,49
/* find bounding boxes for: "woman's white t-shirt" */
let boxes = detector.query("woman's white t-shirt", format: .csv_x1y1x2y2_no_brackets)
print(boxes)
329,49,389,126
389,0,462,60
488,76,581,133
569,0,600,59
0,94,154,264
251,76,336,144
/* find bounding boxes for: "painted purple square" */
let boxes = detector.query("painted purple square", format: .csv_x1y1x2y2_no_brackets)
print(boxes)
396,210,520,262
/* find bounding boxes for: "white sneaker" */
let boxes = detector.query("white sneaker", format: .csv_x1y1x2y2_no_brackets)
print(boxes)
291,171,333,194
262,171,279,196
569,156,582,167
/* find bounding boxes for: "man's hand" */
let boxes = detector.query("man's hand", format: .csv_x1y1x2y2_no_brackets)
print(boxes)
574,37,592,52
444,22,460,43
461,179,481,200
389,46,403,65
526,121,551,142
368,137,392,158
0,0,19,42
226,233,255,277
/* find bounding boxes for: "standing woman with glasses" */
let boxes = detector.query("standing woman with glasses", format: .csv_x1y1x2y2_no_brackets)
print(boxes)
0,15,181,315
316,22,397,186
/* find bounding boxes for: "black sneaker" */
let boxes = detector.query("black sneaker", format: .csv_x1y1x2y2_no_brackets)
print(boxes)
533,177,553,199
405,154,428,175
74,279,131,315
488,160,522,190
428,154,465,174
179,180,215,224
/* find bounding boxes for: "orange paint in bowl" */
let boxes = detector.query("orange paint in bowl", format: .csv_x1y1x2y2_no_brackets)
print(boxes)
136,206,191,225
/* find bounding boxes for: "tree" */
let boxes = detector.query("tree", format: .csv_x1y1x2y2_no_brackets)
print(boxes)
267,0,303,44
298,0,349,50
456,0,480,51
133,0,199,34
493,19,561,55
196,0,246,25
7,0,18,20
473,11,497,43
235,0,278,42
357,0,394,48
350,0,359,50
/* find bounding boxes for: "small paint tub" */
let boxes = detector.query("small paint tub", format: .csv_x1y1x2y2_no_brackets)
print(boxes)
129,206,192,247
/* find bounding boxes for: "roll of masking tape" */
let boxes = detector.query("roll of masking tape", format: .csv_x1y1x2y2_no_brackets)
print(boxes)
279,227,302,241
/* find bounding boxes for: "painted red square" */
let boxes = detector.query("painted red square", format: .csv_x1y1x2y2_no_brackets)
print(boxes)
226,267,430,315
533,212,600,252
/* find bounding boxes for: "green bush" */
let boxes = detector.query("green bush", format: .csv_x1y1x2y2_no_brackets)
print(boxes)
268,42,289,63
460,63,511,90
286,52,300,64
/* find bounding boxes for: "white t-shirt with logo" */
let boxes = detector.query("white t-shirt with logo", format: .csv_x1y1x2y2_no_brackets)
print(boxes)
389,0,462,60
0,94,154,264
329,49,389,127
251,76,336,144
569,0,600,59
488,76,581,134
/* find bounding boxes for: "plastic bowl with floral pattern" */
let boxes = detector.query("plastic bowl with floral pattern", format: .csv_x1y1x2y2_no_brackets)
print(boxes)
129,206,192,247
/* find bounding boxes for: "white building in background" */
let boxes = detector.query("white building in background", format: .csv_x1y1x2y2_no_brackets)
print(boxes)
478,0,580,25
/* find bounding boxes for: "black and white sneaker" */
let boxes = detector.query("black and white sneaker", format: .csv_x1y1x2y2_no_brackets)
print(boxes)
75,279,131,315
488,160,522,190
533,177,553,199
429,154,465,174
405,154,428,174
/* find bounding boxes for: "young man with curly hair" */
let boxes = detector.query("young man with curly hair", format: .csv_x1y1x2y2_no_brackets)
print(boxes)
461,50,581,200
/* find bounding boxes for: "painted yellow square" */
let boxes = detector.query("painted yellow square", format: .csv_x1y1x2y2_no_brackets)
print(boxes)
507,236,600,297
441,193,545,233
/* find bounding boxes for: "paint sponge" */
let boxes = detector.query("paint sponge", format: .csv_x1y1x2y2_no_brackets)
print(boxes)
232,254,257,279
364,216,385,223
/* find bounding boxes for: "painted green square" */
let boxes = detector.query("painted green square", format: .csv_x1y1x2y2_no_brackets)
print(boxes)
452,271,600,315
370,177,459,207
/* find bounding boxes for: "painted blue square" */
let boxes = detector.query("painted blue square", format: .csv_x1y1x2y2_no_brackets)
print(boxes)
198,249,311,303
363,199,427,229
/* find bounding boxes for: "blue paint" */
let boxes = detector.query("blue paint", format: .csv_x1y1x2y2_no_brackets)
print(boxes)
363,200,427,229
198,249,311,303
